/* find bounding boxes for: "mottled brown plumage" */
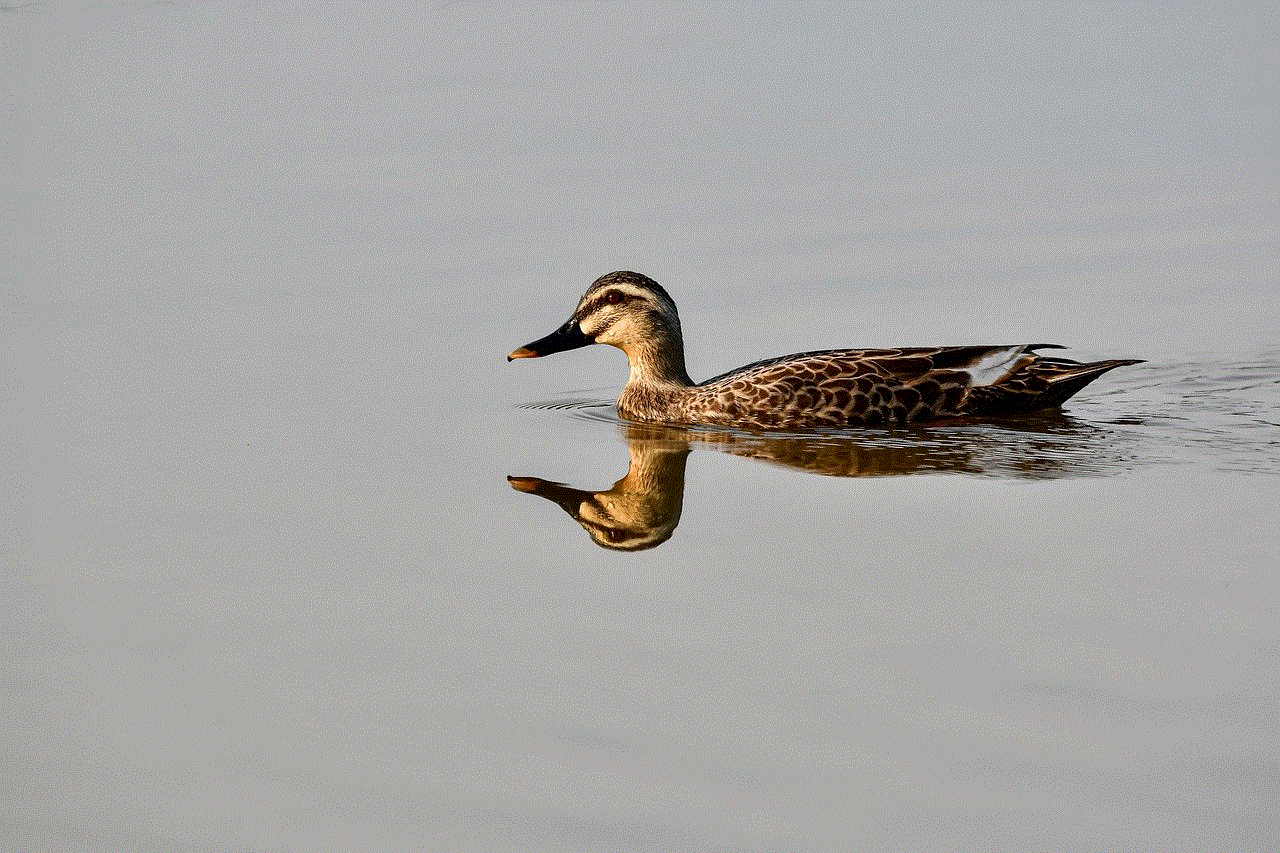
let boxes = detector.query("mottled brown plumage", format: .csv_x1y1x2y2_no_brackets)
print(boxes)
509,271,1143,430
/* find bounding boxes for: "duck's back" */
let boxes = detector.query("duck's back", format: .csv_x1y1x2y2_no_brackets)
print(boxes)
662,345,1141,430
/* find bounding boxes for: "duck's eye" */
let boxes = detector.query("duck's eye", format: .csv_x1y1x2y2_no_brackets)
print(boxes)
604,290,624,305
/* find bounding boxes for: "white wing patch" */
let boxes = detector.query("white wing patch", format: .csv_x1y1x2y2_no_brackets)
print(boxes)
963,345,1029,387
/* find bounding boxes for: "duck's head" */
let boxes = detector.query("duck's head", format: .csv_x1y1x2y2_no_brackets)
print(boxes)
507,271,683,361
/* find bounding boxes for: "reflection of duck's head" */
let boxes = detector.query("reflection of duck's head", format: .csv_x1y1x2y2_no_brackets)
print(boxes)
508,431,690,552
510,415,1146,551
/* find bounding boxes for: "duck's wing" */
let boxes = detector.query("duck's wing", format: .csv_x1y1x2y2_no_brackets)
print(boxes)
963,352,1145,415
693,346,1011,426
701,344,1066,386
850,344,1145,415
696,345,1142,425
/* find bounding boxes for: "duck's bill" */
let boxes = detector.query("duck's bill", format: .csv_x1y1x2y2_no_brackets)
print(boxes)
507,319,593,361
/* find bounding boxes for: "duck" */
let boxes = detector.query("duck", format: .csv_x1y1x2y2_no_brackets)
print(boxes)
507,271,1143,430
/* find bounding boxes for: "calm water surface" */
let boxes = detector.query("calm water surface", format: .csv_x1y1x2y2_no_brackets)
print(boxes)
5,4,1278,852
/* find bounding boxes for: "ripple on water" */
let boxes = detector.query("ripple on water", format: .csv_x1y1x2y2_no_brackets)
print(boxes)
518,392,621,425
1102,351,1280,475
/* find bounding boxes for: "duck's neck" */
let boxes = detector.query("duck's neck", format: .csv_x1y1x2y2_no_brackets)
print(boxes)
614,329,694,424
620,334,694,389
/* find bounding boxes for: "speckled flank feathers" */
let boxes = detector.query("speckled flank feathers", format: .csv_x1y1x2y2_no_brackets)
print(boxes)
509,271,1143,430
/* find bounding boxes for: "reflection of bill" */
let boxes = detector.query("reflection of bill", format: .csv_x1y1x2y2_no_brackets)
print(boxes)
509,418,1142,552
509,430,691,553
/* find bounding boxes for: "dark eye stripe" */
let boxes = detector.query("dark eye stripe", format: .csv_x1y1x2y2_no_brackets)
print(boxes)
579,290,634,319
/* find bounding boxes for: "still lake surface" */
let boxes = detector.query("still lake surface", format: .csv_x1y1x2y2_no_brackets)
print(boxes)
5,4,1278,852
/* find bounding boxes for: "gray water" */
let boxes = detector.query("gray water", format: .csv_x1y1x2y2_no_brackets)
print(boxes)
4,3,1278,852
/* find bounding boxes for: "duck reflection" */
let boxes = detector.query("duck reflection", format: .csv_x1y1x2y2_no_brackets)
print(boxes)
508,427,691,552
510,415,1139,551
